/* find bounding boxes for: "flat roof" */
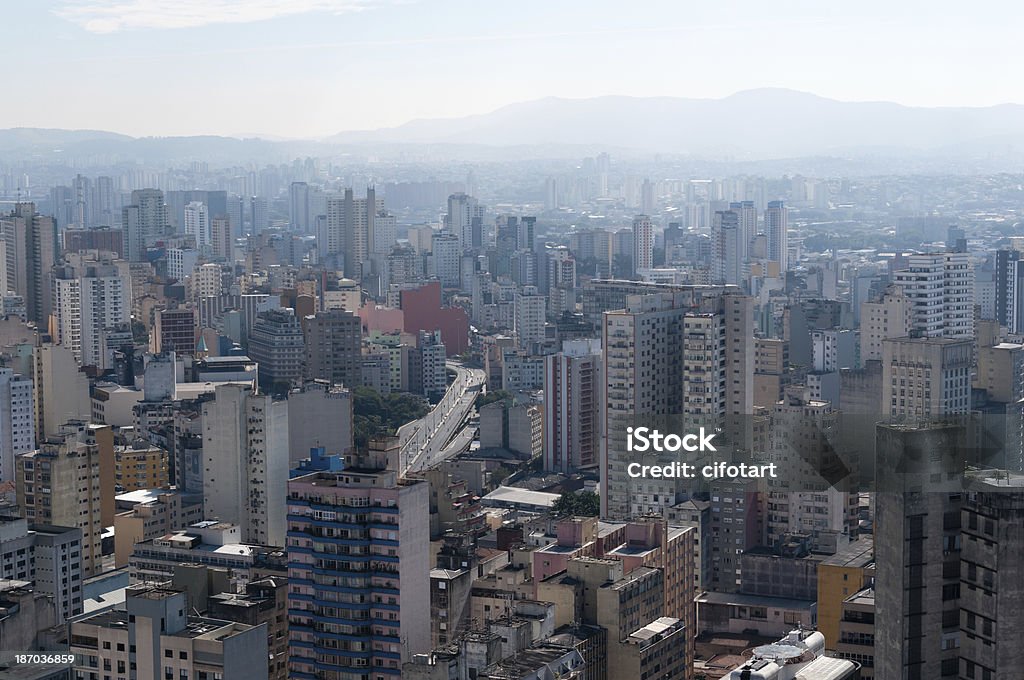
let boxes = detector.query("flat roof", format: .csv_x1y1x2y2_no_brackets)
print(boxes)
696,591,816,610
821,536,874,568
482,486,560,508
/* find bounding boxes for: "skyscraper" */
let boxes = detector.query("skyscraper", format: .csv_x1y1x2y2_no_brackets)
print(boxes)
323,187,384,281
1,202,57,327
52,251,132,369
183,200,210,247
543,339,603,473
445,192,485,253
289,181,311,233
632,214,655,273
0,367,34,483
287,449,430,677
764,200,789,273
202,383,288,546
302,309,362,389
712,209,743,285
892,253,974,339
121,188,167,261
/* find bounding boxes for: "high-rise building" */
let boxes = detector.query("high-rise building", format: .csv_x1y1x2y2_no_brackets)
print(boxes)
289,181,311,233
16,423,111,577
712,208,743,286
445,192,485,252
152,305,197,355
248,308,306,392
52,250,131,369
323,187,384,281
892,252,974,339
764,200,789,273
63,226,124,258
302,309,362,389
210,215,233,261
69,585,268,680
881,337,972,419
122,188,167,261
1,202,57,327
183,200,210,247
543,339,603,473
514,287,547,348
633,214,655,273
602,289,753,519
33,343,92,441
0,367,34,483
250,195,269,233
286,380,353,465
202,383,288,546
287,451,430,677
729,200,757,265
959,470,1024,679
0,514,83,622
431,230,461,288
860,286,912,363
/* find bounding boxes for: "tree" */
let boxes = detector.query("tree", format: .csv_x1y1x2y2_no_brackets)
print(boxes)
551,490,601,517
352,386,430,450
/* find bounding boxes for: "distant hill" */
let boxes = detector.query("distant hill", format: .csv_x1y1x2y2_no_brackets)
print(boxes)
326,88,1024,158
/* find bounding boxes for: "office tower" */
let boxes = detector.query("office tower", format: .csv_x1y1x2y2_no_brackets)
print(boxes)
602,289,753,519
202,383,288,546
152,306,197,355
875,423,967,680
287,456,430,676
729,200,757,264
322,187,384,281
766,387,857,553
994,248,1024,333
0,367,34,482
183,200,210,247
248,308,306,392
210,215,232,261
881,337,972,419
0,515,83,622
959,471,1024,679
52,251,131,369
640,178,655,215
302,309,362,389
514,287,547,347
1,202,57,327
764,200,789,273
712,208,743,285
431,231,461,287
122,188,167,261
94,175,115,226
632,214,655,273
892,252,974,339
543,339,602,473
33,343,91,440
63,226,124,258
287,380,353,465
249,195,269,233
166,246,199,282
445,192,485,252
16,425,110,577
289,181,310,233
860,286,912,362
69,585,268,680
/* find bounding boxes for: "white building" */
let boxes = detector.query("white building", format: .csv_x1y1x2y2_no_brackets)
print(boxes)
632,214,654,273
183,200,210,247
445,192,485,252
166,247,200,282
712,209,743,286
892,252,974,339
514,287,547,347
430,231,461,288
202,384,288,546
53,252,131,369
0,368,34,482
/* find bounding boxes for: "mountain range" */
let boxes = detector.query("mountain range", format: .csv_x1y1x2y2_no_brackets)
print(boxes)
3,89,1024,162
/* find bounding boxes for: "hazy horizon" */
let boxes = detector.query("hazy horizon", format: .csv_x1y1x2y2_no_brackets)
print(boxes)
3,0,1022,138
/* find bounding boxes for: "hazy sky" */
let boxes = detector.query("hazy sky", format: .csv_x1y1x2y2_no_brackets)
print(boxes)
2,0,1021,137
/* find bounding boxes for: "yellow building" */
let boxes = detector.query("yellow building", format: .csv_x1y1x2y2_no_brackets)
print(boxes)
113,441,169,492
816,537,874,649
